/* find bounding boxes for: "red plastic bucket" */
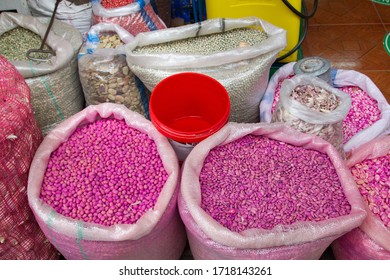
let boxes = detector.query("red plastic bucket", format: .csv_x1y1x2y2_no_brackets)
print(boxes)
150,72,230,158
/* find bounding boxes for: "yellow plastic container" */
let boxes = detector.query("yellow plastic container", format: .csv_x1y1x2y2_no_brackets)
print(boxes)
205,0,302,62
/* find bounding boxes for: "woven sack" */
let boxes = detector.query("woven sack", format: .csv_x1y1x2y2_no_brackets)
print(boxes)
27,0,93,36
0,55,59,260
91,0,166,35
332,135,390,259
0,12,85,136
28,103,186,259
126,17,286,123
178,122,366,259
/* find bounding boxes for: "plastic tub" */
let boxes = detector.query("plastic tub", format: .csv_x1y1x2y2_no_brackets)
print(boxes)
150,72,230,160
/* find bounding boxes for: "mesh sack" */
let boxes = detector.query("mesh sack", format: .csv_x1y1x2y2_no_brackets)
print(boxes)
78,23,150,118
0,12,85,136
126,17,286,123
27,103,186,259
91,0,166,36
260,62,390,154
332,135,390,259
178,122,366,259
0,55,59,260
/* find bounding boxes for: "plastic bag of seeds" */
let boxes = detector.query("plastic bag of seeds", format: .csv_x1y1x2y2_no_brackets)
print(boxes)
0,54,59,260
332,135,390,259
27,103,186,260
78,23,150,118
0,12,84,136
260,63,390,154
178,122,367,259
271,74,351,156
126,17,287,123
27,0,93,36
91,0,166,36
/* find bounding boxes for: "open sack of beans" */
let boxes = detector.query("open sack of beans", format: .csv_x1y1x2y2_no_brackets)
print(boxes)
27,103,186,259
126,17,286,123
332,135,390,259
0,12,84,136
27,0,93,36
178,122,366,259
260,62,390,154
0,55,59,259
78,23,150,118
91,0,166,35
271,74,351,157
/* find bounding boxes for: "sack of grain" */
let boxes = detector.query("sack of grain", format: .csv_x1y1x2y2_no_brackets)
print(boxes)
126,17,286,123
27,103,186,259
179,122,366,259
0,12,85,135
0,54,59,260
27,0,92,36
332,135,390,259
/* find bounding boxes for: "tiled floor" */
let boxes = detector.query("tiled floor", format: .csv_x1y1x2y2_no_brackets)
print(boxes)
302,0,390,101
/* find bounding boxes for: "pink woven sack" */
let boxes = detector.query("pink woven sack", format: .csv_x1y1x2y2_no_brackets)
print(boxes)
27,103,186,259
179,122,367,259
0,55,59,259
332,135,390,259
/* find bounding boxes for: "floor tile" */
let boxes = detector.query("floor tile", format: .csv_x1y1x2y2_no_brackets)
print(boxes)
305,0,382,25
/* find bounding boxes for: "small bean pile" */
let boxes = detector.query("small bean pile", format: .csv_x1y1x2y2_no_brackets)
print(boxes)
133,28,268,55
200,135,351,232
341,86,381,143
40,118,167,226
291,85,340,112
98,33,124,49
101,0,135,9
350,153,390,227
0,27,52,61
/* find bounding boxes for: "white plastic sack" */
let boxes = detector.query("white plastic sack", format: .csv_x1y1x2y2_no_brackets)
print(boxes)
27,0,92,36
27,103,186,259
0,12,85,135
126,17,287,123
179,122,366,259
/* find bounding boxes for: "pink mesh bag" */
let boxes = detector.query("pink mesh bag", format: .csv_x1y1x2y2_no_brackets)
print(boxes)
332,135,390,259
0,55,59,259
27,103,186,259
179,122,367,259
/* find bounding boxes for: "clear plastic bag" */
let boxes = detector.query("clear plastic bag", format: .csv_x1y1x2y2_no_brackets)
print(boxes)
260,63,390,154
78,23,150,118
271,75,351,155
